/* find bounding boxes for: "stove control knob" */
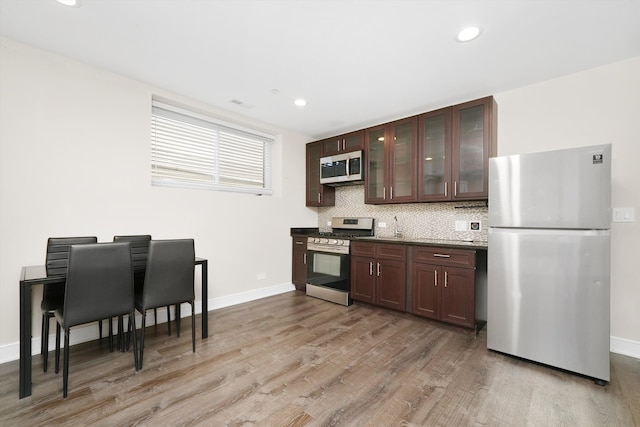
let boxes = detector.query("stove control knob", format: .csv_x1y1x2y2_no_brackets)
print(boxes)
331,239,338,245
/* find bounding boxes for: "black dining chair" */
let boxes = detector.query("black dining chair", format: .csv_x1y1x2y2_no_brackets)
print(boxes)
41,236,98,372
54,242,139,398
135,239,195,369
113,235,173,338
113,235,152,349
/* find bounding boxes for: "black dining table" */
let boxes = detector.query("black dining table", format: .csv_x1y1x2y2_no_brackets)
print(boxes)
18,258,208,399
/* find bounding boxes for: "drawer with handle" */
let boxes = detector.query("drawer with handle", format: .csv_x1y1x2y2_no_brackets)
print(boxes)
411,246,476,268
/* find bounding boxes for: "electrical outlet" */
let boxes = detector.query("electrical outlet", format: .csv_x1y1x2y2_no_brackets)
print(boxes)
327,221,332,226
470,220,482,231
455,220,467,231
379,222,387,228
257,273,266,280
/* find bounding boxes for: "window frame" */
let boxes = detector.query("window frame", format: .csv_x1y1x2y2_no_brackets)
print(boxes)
151,99,274,195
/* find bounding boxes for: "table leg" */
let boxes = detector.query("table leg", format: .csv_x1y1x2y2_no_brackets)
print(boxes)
200,260,208,338
19,280,32,398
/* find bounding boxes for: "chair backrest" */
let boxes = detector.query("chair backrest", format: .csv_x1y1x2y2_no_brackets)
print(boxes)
63,242,134,328
141,239,195,310
113,235,151,272
46,236,98,276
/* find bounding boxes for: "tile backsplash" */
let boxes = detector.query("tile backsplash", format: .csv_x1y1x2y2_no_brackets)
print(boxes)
317,186,488,242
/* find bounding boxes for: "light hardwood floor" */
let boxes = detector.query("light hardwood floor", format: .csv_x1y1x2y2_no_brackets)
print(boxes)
1,291,638,426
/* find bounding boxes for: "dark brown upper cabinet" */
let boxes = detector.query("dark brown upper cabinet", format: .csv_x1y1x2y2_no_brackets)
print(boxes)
305,141,335,207
322,130,365,156
364,116,418,204
418,96,496,202
451,96,497,200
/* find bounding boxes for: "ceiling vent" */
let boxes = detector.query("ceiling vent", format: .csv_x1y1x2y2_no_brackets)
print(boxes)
230,99,254,109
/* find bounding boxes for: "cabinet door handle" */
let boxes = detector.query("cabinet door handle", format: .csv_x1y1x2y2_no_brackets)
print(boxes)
444,271,448,288
295,241,304,245
444,181,448,197
318,193,321,204
433,254,451,258
342,139,346,150
377,262,381,277
434,270,438,287
369,261,373,276
390,186,394,199
303,253,307,264
454,181,458,197
383,187,386,200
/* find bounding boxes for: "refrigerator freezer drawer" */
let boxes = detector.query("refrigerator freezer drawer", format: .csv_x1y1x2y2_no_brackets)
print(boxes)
487,227,610,382
489,144,611,229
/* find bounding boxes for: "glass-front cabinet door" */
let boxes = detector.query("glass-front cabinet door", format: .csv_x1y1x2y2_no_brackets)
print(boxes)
365,126,386,202
418,108,451,201
389,117,417,202
452,97,495,200
365,118,417,204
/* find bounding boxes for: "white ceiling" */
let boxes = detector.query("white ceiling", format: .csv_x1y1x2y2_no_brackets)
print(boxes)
1,0,639,139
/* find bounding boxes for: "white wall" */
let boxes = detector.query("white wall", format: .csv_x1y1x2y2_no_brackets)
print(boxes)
1,37,638,361
494,56,640,354
0,37,317,359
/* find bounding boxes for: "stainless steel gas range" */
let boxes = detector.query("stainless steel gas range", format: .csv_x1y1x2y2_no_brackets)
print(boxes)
305,217,374,306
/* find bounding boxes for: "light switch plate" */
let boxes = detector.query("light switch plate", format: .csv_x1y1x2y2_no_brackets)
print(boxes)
613,207,635,223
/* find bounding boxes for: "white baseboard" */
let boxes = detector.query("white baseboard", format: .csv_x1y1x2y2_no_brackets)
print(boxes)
0,282,296,365
2,285,638,364
610,335,640,359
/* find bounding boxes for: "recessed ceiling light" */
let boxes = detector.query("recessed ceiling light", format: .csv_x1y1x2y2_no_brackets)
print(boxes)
457,26,481,42
294,99,307,107
56,0,80,7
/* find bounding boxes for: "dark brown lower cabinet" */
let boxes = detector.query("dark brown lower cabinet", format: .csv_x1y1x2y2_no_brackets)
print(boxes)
350,241,485,330
409,246,477,329
351,242,406,311
292,236,307,291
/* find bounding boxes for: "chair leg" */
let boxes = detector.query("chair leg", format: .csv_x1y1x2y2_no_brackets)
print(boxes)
191,302,195,353
42,315,50,372
41,315,47,356
55,322,61,374
131,311,139,371
117,315,125,352
167,305,171,336
139,314,146,370
108,318,115,352
63,327,70,398
176,304,181,337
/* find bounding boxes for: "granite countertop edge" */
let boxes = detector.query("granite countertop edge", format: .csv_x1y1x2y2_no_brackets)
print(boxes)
353,236,488,250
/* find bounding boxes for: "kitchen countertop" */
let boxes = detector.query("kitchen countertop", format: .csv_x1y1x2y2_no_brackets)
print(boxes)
353,236,488,250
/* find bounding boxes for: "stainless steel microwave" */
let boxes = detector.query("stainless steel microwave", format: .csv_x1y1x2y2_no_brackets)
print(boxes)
320,150,364,185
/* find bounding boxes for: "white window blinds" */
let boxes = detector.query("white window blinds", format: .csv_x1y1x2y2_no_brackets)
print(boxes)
151,100,273,195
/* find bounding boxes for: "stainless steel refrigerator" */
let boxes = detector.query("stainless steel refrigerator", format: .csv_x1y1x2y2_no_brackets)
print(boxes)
487,144,611,383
